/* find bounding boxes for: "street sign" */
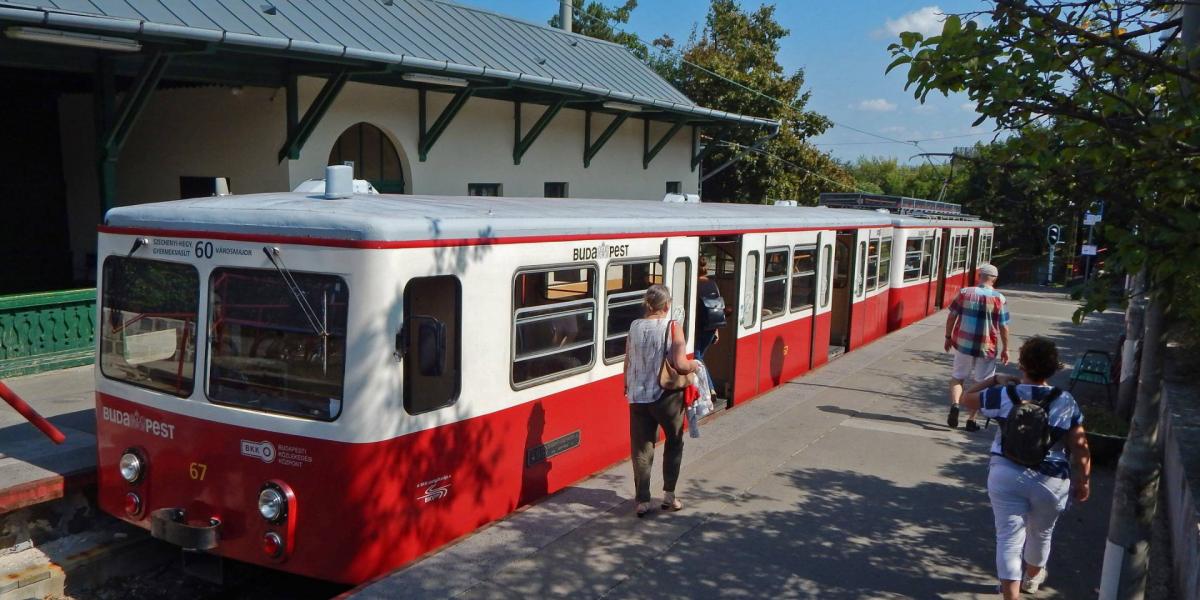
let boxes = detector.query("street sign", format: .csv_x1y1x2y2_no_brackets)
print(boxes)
1084,213,1101,225
1047,224,1061,245
1082,244,1098,256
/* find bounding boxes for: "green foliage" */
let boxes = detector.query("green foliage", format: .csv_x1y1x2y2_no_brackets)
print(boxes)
888,1,1200,333
653,0,856,203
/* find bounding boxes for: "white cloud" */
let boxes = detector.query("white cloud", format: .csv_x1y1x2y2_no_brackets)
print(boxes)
853,98,898,112
880,6,945,38
960,101,977,112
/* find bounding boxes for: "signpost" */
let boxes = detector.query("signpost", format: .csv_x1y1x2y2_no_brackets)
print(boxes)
1046,224,1061,285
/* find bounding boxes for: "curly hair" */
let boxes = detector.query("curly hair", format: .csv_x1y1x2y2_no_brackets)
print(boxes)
1019,337,1060,381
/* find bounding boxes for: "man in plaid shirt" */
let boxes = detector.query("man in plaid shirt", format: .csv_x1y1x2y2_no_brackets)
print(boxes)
945,263,1010,431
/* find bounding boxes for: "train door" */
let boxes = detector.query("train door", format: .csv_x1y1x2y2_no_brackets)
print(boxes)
966,229,980,285
698,236,740,404
661,236,698,347
810,234,836,368
923,230,940,315
934,228,951,309
828,231,857,357
758,232,820,391
732,233,765,403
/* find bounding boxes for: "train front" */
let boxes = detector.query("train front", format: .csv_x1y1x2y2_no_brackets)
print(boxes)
93,226,380,583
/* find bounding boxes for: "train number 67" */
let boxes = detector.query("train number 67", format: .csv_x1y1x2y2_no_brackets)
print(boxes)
189,462,208,481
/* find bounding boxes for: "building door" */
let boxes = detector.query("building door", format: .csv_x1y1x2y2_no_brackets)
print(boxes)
328,122,406,193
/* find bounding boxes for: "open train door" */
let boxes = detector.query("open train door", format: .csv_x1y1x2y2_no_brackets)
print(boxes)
924,229,942,315
660,236,699,347
732,233,765,404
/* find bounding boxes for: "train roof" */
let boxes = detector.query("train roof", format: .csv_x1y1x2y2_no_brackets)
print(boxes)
887,214,993,228
103,193,912,244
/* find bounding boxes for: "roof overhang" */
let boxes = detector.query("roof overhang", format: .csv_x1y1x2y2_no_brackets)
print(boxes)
0,4,780,130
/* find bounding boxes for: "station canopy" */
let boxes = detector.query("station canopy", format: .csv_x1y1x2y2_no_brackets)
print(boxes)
0,0,779,129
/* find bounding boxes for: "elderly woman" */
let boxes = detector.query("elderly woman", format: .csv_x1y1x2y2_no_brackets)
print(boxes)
960,337,1092,598
623,284,699,517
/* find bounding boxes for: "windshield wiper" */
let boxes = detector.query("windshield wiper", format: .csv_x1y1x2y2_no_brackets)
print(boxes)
262,246,330,373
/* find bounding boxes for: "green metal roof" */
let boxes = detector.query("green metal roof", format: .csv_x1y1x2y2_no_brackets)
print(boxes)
0,0,778,128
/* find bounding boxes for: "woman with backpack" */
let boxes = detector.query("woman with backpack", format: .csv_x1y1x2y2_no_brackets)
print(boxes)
959,337,1092,599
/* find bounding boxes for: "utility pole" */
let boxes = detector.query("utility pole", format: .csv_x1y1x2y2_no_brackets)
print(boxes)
1098,3,1192,597
559,0,573,31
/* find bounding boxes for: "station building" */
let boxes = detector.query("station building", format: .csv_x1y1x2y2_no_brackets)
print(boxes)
0,0,775,377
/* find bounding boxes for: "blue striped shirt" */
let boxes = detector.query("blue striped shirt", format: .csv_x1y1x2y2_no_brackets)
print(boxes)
980,384,1084,478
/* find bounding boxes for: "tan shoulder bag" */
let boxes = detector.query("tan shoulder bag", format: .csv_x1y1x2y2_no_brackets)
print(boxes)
658,320,690,390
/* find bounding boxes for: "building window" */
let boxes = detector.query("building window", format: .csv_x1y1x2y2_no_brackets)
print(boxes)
666,181,682,194
603,260,663,362
469,183,503,197
328,122,405,193
512,265,597,387
544,182,569,198
761,248,788,320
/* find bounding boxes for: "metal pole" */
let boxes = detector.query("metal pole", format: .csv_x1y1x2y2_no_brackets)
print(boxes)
1084,220,1095,281
559,0,573,31
1046,243,1055,286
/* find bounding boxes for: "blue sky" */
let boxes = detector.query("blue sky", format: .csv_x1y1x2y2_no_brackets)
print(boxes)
458,0,995,164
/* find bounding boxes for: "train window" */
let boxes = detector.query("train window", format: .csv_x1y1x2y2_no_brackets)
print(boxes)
671,259,692,334
903,238,922,282
865,238,880,290
100,257,199,397
920,237,935,278
403,276,462,414
512,265,597,386
468,183,502,196
603,260,664,363
855,241,867,296
761,248,788,320
790,245,817,312
741,252,759,328
878,238,893,289
207,268,348,421
821,245,832,308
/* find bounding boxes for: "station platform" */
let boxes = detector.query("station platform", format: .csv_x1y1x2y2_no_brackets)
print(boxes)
348,290,1125,599
0,365,96,515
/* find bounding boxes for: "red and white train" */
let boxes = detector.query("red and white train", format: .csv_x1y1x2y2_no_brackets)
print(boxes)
93,187,992,584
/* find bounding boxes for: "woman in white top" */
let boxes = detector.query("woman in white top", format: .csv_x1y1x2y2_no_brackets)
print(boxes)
624,284,699,517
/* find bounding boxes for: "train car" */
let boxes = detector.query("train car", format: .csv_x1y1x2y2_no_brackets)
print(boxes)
94,180,983,584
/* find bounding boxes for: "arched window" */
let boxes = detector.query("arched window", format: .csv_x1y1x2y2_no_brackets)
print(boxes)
328,123,405,193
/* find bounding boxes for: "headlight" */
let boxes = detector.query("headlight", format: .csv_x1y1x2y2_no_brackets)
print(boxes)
119,451,143,483
258,487,285,522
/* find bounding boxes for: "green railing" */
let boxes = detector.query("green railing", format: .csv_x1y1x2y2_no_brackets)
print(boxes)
0,289,96,378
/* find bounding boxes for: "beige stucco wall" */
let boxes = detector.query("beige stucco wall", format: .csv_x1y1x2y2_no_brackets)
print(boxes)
59,78,699,280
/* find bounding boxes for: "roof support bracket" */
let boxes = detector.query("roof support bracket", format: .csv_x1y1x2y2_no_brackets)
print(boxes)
278,69,349,162
701,126,779,183
419,87,475,162
643,117,686,170
691,125,721,172
583,110,630,168
101,49,172,159
513,98,566,165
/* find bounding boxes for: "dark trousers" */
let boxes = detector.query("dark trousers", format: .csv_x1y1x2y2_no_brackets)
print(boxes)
629,390,685,503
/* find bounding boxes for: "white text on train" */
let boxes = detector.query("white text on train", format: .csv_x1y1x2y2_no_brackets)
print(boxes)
101,406,176,440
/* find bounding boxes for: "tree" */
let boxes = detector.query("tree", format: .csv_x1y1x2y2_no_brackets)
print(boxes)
888,2,1200,595
659,0,855,203
549,0,649,59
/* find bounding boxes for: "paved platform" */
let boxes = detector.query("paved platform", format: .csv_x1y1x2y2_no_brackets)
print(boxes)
349,289,1124,599
0,366,96,513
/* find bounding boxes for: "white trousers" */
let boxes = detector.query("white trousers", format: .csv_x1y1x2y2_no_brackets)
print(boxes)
952,349,997,382
987,457,1071,581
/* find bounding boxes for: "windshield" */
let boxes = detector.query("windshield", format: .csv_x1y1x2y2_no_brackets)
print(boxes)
100,257,199,397
208,268,348,420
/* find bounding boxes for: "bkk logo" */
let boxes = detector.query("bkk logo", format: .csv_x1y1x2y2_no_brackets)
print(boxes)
240,440,276,464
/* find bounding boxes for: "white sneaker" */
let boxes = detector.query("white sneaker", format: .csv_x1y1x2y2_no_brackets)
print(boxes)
1021,569,1047,594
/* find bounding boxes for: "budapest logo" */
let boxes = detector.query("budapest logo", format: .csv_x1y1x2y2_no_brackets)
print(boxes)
240,440,276,464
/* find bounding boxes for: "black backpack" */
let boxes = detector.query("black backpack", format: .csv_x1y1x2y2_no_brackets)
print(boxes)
698,281,726,331
1000,383,1062,468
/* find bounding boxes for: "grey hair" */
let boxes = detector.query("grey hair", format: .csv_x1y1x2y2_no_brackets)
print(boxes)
643,284,672,315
